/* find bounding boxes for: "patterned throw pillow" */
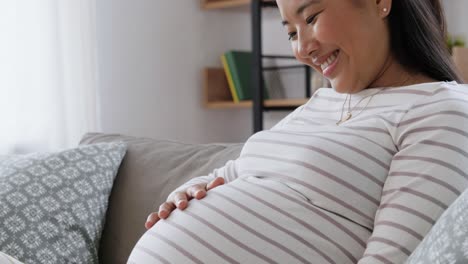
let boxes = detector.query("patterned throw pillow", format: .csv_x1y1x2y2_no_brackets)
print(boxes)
0,142,127,264
406,188,468,263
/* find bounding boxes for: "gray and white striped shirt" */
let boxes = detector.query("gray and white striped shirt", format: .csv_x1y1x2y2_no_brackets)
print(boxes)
129,81,468,264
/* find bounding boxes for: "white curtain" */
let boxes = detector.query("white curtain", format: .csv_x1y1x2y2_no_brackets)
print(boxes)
0,0,100,154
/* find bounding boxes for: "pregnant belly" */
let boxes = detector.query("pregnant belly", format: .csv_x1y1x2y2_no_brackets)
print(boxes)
128,177,370,264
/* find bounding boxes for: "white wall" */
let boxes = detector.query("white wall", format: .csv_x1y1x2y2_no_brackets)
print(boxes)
96,0,467,144
443,0,468,39
96,0,302,144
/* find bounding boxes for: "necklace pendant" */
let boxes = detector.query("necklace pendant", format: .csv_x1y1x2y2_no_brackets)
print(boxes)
344,112,352,121
337,112,352,126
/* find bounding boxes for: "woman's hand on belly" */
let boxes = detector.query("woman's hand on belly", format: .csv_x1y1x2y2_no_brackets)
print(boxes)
145,177,225,229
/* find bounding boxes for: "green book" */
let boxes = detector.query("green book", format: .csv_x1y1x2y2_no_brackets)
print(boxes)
224,50,269,101
221,54,240,103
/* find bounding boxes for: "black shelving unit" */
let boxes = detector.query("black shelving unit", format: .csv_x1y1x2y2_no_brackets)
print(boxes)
251,0,312,133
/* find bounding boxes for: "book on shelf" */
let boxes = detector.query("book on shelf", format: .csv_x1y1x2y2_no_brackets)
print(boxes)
221,50,270,102
221,54,239,103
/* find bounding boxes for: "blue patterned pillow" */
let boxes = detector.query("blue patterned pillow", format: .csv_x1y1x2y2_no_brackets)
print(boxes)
0,142,127,264
406,188,468,263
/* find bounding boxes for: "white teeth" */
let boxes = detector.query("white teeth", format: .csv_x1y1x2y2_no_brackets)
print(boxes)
320,51,338,71
321,61,329,70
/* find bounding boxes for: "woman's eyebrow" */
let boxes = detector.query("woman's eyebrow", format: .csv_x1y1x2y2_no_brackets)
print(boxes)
281,0,321,26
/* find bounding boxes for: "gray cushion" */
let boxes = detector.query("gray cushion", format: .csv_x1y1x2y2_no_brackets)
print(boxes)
0,142,127,264
79,133,243,264
406,188,468,263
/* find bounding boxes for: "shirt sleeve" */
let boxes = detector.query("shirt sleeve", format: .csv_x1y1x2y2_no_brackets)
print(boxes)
358,88,468,263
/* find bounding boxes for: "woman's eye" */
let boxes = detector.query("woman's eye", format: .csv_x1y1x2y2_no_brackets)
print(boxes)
288,32,297,41
306,13,319,24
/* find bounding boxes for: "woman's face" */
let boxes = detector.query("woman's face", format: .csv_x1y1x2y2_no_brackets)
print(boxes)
277,0,392,93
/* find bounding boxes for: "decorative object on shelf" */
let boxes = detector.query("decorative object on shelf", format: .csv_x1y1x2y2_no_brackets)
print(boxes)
447,34,465,54
447,34,467,83
262,64,286,99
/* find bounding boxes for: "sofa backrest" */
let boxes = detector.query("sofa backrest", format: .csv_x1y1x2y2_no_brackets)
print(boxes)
79,133,243,264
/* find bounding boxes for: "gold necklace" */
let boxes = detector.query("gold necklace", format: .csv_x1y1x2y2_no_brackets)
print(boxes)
336,88,386,125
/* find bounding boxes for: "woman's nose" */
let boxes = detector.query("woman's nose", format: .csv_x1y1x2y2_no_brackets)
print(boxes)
297,33,318,59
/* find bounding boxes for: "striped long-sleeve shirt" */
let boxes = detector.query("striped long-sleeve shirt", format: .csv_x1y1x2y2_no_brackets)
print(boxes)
128,81,468,264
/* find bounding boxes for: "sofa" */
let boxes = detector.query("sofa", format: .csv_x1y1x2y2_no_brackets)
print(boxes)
2,132,467,263
79,132,244,263
81,132,468,264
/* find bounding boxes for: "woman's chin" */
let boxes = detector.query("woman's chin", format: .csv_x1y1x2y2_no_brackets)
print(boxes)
330,80,348,94
330,78,360,94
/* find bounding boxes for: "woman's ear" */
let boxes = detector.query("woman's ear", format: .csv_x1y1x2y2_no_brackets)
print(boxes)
376,0,392,18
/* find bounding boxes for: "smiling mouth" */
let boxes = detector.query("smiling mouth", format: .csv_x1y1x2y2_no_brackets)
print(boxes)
320,50,340,72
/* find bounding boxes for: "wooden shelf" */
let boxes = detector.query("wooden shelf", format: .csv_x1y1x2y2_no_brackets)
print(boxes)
203,67,308,109
202,0,249,9
201,0,276,10
205,98,309,109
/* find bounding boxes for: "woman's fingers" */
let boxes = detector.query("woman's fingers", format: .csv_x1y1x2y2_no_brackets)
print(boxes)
145,179,227,228
158,201,176,219
145,212,160,229
206,177,225,191
172,192,189,210
186,184,207,200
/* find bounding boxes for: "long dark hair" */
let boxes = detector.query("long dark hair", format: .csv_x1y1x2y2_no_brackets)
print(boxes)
389,0,464,82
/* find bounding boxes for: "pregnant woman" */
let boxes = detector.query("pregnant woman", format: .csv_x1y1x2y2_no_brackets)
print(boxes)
129,0,468,263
